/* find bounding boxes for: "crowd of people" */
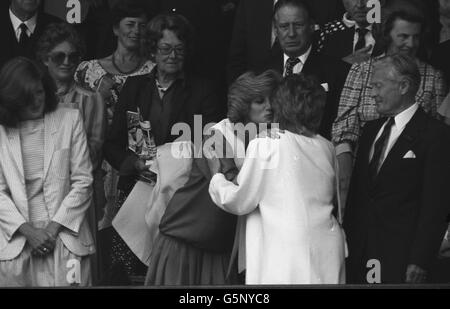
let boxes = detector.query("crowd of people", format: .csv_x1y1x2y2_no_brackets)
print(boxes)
0,0,450,286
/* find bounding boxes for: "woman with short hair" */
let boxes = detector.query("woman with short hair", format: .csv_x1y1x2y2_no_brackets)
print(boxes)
0,57,94,286
209,74,347,284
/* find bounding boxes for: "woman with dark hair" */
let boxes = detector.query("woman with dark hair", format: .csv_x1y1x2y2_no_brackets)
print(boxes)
0,57,94,286
36,22,105,285
144,69,281,286
209,74,346,284
75,1,154,231
103,13,221,285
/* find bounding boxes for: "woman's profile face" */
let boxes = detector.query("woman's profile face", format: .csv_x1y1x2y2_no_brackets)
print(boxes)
45,41,79,84
155,29,185,76
114,16,147,51
248,96,272,124
20,81,46,121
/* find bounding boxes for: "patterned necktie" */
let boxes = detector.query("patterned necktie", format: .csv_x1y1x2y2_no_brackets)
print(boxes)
355,27,369,51
369,117,395,180
285,57,301,77
19,23,30,49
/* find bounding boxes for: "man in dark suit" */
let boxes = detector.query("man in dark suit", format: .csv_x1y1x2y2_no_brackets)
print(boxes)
256,0,348,139
318,0,386,65
227,0,344,84
344,53,450,284
0,0,60,69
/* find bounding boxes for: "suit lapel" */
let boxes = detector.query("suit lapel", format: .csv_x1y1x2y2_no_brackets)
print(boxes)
302,51,321,76
375,108,425,183
43,111,58,181
359,119,386,188
6,128,25,179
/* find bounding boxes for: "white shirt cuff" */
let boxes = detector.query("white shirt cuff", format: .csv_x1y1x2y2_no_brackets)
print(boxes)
335,143,352,156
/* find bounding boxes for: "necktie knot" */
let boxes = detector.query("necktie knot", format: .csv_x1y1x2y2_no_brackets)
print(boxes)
19,23,29,35
285,57,301,76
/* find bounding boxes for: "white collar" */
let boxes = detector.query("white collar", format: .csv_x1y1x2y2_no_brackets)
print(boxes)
342,12,373,31
283,45,312,66
391,102,419,131
9,8,37,34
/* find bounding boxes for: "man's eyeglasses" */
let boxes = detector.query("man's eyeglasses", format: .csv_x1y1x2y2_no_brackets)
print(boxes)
157,44,185,56
48,52,81,65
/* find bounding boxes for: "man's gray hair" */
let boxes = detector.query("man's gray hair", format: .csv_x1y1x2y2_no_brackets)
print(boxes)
374,53,421,94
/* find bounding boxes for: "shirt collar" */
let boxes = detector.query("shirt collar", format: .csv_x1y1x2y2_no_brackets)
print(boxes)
342,12,373,31
392,102,419,131
283,45,312,67
9,8,37,34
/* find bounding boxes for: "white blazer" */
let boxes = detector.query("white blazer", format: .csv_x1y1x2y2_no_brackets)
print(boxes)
0,107,95,261
209,130,346,284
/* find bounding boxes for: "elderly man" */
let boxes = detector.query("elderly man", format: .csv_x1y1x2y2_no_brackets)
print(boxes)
259,0,348,139
332,10,447,206
318,0,387,65
344,54,450,284
0,0,60,68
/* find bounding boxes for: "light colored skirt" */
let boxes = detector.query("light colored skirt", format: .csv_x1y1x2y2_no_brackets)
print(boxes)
0,238,92,287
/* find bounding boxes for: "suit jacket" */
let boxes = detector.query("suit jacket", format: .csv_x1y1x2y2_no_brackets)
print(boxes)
319,22,384,64
0,108,95,261
259,43,349,140
344,107,450,283
0,8,61,68
103,70,221,190
227,0,344,84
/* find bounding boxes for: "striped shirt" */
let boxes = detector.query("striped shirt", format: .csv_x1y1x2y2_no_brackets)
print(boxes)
19,118,49,225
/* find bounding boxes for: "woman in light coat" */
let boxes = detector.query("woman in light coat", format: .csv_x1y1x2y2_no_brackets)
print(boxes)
0,58,94,286
208,74,347,284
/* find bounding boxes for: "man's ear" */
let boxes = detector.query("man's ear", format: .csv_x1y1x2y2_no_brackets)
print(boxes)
398,78,410,96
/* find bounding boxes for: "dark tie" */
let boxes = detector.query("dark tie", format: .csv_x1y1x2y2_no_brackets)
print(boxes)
368,117,395,180
285,57,301,76
355,27,369,51
19,23,30,49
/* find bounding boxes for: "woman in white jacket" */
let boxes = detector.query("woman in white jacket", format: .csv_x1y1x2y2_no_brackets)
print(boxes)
208,74,346,284
0,58,94,286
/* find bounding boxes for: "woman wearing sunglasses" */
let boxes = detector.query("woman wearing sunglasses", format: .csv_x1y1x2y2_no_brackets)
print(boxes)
103,13,221,285
36,22,105,284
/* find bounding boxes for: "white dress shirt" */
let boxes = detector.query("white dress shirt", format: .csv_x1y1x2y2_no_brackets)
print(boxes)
342,13,375,53
283,45,312,76
369,103,419,166
9,8,37,42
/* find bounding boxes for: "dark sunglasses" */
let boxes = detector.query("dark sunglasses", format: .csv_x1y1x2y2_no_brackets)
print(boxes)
48,52,81,65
